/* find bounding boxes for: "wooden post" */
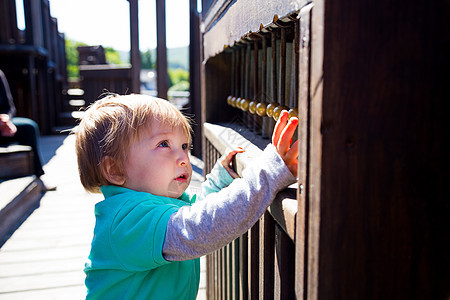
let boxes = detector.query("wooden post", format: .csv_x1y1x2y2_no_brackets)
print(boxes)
128,0,141,94
156,0,168,100
189,0,202,156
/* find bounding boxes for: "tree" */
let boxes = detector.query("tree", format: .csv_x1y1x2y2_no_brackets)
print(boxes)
141,50,155,69
104,47,123,65
65,38,125,79
65,39,87,79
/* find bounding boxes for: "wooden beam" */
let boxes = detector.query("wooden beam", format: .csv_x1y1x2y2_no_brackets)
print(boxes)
128,0,141,93
188,0,202,156
156,0,168,99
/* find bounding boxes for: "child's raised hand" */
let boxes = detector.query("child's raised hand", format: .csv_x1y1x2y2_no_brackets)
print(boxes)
221,147,245,179
272,110,299,177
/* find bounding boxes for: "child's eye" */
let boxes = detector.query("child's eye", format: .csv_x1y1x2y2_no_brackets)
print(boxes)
158,140,169,148
182,143,192,151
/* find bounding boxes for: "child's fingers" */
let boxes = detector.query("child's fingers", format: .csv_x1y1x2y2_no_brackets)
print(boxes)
284,140,299,177
277,117,299,155
272,110,289,146
284,140,300,164
221,147,245,179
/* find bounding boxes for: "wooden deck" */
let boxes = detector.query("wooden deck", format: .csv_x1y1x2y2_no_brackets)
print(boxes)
0,135,206,299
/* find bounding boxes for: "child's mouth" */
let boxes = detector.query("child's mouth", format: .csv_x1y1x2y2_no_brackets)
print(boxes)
175,173,188,182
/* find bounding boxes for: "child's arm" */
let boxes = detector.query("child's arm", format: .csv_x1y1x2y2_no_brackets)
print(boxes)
163,111,299,261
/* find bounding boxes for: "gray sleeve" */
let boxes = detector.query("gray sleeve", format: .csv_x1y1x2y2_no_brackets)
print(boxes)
163,144,296,261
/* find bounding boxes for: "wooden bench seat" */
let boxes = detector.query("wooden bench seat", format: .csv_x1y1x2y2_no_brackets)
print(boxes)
0,176,44,247
0,145,34,179
0,145,43,247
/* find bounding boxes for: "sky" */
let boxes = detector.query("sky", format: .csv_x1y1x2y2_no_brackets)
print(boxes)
16,0,191,51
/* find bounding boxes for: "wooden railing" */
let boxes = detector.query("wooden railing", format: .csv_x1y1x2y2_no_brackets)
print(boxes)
203,123,299,299
201,0,449,298
0,0,67,134
79,64,133,105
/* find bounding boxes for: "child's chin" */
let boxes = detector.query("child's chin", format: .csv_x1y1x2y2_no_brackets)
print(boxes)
168,189,185,199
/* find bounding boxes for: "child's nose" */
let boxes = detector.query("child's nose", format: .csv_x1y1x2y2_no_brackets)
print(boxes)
177,152,189,166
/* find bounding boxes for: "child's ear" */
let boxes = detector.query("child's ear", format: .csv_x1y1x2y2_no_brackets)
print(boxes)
101,156,126,186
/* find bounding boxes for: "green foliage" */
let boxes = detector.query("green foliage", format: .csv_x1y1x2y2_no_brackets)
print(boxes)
65,39,125,79
64,38,189,92
104,47,123,65
65,39,86,79
168,80,189,92
168,68,189,86
141,50,155,69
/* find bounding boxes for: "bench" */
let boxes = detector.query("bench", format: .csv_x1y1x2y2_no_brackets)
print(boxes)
0,145,44,247
0,145,35,179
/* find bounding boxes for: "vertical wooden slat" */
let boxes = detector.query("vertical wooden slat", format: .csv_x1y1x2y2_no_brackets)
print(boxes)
248,221,260,300
155,0,168,99
274,225,295,299
0,0,19,44
213,251,219,299
279,27,286,107
239,233,249,299
224,244,229,300
307,1,322,298
245,43,251,128
206,255,213,300
252,40,261,133
219,248,223,300
259,212,275,299
128,0,141,93
261,35,270,138
227,243,233,299
296,4,313,299
271,30,278,103
188,0,202,156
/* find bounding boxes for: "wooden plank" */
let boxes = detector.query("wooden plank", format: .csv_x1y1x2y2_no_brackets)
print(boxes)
295,4,312,299
238,233,248,299
267,187,297,240
0,285,86,300
128,0,141,93
0,257,85,278
0,145,34,178
188,0,202,156
156,0,169,99
202,0,309,60
305,1,322,299
248,221,259,300
231,239,239,299
0,178,43,246
314,0,449,298
259,212,275,299
274,224,295,299
0,270,85,294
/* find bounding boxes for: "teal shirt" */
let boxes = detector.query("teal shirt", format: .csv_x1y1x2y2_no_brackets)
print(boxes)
84,185,200,299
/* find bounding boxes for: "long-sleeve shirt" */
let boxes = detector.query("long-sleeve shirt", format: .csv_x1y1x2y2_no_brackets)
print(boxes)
84,144,296,299
163,143,296,260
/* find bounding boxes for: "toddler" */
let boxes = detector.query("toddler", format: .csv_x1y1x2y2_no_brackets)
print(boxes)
75,94,299,299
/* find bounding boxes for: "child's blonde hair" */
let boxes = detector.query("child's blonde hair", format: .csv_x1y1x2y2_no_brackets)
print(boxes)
74,94,192,193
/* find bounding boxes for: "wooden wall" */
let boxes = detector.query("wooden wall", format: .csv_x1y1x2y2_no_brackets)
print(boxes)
201,0,449,299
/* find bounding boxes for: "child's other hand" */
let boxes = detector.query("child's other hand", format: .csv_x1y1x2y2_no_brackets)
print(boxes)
272,110,299,177
221,147,245,179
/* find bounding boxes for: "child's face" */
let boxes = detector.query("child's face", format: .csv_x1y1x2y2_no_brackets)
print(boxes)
121,120,192,198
